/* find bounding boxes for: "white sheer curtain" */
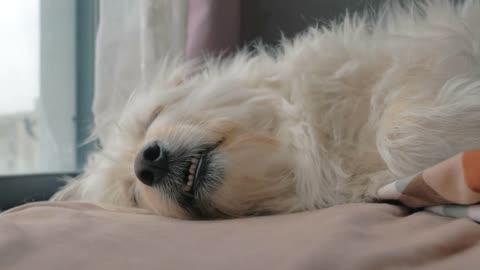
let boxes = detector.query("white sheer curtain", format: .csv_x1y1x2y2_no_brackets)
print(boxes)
94,0,241,142
94,0,188,141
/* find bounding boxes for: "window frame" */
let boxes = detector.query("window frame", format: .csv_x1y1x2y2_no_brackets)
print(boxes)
0,0,98,210
76,0,98,168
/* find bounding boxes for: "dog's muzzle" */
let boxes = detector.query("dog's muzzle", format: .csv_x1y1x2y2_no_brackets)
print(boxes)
134,141,170,186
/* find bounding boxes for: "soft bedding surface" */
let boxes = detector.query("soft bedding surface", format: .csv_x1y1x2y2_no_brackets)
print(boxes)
1,202,480,270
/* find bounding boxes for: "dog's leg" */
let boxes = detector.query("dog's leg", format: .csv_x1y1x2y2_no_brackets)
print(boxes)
376,77,480,179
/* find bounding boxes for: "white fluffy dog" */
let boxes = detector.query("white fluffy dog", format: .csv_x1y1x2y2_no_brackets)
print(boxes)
52,1,480,219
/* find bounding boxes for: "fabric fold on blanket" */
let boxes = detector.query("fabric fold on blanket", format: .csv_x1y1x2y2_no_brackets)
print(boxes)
377,149,480,222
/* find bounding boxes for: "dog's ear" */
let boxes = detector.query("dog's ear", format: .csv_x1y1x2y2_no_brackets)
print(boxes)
50,179,83,201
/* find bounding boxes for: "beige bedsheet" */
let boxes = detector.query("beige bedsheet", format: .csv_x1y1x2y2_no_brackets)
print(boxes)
1,202,480,270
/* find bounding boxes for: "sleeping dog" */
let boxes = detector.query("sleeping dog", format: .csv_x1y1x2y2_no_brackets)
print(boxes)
52,1,480,219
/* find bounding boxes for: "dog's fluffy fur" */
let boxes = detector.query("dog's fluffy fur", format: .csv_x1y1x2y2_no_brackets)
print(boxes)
52,1,480,219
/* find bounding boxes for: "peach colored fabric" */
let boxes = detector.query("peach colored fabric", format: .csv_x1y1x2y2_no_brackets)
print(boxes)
1,202,480,270
378,149,480,222
463,149,480,192
423,153,480,204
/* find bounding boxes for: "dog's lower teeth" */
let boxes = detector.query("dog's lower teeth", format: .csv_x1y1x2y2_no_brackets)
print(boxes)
183,179,193,193
184,150,208,193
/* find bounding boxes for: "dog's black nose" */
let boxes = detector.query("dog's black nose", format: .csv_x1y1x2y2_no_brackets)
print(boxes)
134,141,169,186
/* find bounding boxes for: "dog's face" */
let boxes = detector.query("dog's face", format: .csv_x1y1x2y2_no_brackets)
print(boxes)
91,77,300,219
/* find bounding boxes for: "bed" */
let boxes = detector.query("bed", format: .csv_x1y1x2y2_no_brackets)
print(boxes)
1,201,480,270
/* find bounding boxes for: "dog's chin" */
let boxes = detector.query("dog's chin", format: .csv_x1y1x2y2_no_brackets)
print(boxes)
177,153,228,219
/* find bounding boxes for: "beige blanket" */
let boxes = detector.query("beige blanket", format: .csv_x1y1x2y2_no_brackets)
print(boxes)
1,202,480,270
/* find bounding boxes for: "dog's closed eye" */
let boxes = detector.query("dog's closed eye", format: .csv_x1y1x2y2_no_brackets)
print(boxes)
146,106,163,128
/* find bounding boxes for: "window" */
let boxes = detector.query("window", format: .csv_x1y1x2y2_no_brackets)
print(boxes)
0,0,96,176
